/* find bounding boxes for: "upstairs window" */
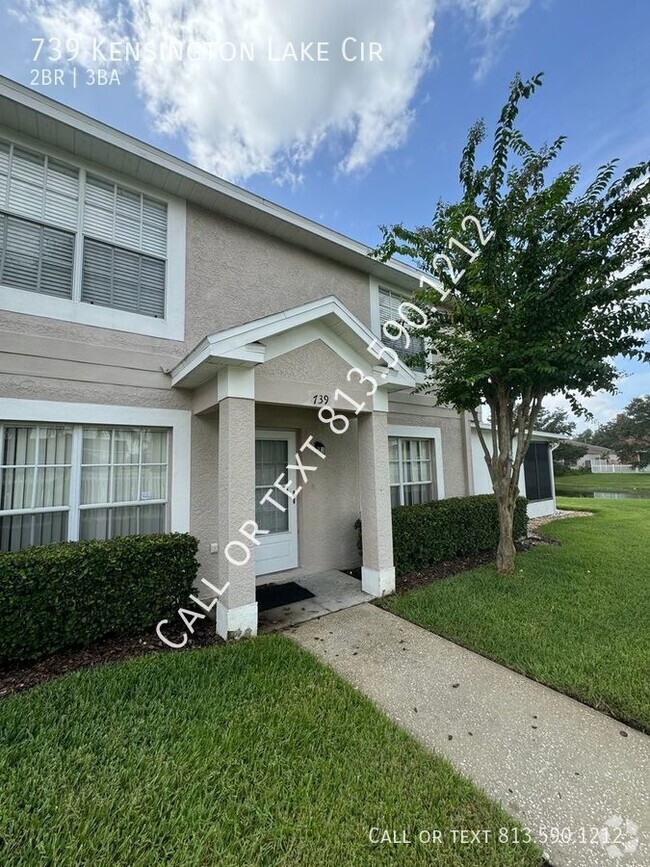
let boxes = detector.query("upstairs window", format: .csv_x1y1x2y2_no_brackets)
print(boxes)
81,175,167,317
0,212,74,300
379,287,426,370
0,139,168,319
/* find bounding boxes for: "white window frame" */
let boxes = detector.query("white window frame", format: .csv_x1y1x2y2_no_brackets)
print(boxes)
369,278,428,382
78,427,170,540
0,400,190,545
0,423,171,548
0,126,186,340
0,423,73,547
387,425,445,502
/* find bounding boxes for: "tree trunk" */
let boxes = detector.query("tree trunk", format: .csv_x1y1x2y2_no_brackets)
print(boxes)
495,488,516,574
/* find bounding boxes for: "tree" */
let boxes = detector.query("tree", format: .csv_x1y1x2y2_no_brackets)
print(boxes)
536,408,574,435
374,72,650,573
536,408,588,466
592,395,650,466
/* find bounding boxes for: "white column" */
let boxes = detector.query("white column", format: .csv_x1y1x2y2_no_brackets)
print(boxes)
215,379,258,639
357,410,395,596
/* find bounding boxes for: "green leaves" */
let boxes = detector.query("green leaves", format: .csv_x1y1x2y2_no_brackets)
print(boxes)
0,534,199,665
358,495,528,576
372,70,650,419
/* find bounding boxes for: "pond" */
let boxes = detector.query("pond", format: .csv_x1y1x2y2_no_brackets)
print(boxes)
558,490,650,500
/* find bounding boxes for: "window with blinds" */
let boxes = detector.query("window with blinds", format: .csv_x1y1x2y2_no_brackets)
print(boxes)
79,428,168,541
82,239,166,318
379,287,426,370
0,138,169,319
0,142,80,231
389,437,436,506
0,424,169,552
81,175,167,317
0,426,72,552
0,212,74,299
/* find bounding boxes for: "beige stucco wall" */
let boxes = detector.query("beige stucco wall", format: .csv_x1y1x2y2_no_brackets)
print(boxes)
388,391,470,499
0,187,472,583
184,205,372,342
0,202,372,405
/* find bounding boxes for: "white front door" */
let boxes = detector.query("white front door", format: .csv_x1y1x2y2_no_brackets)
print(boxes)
254,430,298,577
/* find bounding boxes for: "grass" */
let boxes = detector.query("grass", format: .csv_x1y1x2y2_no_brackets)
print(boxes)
554,471,650,494
380,498,650,732
0,636,541,867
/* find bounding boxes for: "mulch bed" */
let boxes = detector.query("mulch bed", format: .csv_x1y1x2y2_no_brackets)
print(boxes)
390,534,560,596
0,618,223,701
392,548,498,595
2,533,563,701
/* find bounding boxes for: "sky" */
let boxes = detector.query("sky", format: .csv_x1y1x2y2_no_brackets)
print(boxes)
1,0,648,430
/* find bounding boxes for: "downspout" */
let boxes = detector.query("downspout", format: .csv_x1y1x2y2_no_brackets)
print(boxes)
549,442,559,506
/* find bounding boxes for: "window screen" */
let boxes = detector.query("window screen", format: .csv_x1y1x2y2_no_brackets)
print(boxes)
524,443,553,501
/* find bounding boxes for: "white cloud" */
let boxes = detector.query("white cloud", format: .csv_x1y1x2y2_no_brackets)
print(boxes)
544,369,650,430
18,0,532,181
448,0,532,80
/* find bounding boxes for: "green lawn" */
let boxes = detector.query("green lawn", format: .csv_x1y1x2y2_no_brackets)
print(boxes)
0,636,541,867
554,471,650,495
380,498,650,732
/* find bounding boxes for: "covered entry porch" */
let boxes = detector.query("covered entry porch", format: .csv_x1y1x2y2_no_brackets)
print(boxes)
171,297,417,639
257,569,369,632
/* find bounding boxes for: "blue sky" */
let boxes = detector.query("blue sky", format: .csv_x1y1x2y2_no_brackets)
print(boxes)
1,0,648,428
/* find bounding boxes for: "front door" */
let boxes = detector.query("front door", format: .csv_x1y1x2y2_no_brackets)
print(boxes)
254,430,298,577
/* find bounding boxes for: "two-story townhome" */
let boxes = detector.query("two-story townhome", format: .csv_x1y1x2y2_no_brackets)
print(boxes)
0,76,557,638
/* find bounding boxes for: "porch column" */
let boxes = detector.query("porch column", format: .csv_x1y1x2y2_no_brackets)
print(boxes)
215,384,258,639
357,410,395,596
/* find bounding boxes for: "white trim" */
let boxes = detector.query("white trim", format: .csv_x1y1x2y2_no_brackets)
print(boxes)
0,398,191,532
217,366,256,401
472,420,570,442
0,125,186,341
527,499,556,518
373,387,389,412
67,426,82,540
362,566,395,597
388,424,445,500
172,296,418,391
0,78,433,296
216,600,258,639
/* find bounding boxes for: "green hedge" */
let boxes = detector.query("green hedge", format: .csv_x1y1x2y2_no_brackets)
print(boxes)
357,494,528,577
0,533,199,666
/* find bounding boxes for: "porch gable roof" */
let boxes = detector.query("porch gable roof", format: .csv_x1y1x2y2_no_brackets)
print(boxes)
170,296,419,391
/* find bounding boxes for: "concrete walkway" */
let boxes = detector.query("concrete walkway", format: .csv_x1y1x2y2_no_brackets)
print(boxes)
289,604,649,867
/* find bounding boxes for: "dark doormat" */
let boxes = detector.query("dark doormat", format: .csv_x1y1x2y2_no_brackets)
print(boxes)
256,581,315,612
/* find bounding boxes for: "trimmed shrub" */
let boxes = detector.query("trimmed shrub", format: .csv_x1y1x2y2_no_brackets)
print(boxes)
357,494,528,577
0,533,199,666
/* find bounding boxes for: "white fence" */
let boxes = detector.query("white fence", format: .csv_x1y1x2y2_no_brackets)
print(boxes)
588,462,650,474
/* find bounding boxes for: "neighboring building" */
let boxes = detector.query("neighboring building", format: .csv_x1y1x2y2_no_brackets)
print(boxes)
573,443,618,469
0,77,558,638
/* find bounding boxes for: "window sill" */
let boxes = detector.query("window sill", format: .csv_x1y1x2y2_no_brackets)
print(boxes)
0,284,184,340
